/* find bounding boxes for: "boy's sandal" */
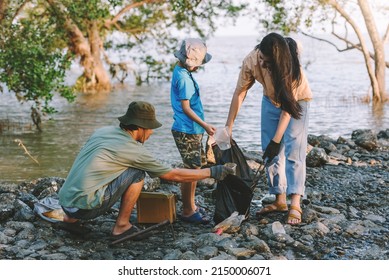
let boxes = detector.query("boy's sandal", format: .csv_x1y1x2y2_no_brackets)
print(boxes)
256,202,288,216
195,206,207,217
287,205,302,225
181,212,209,225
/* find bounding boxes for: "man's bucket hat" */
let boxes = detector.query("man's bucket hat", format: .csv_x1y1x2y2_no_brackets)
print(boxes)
118,101,162,129
174,38,212,67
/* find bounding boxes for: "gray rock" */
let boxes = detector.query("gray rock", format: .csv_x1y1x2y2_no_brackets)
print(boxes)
13,199,35,221
364,214,386,224
241,235,271,253
240,222,259,237
163,249,182,260
271,221,286,234
0,231,12,244
41,253,68,260
179,251,199,260
312,205,341,214
306,147,329,167
196,246,218,259
351,129,378,151
215,237,238,251
301,221,330,237
210,251,237,260
226,247,256,259
0,193,16,222
173,237,196,251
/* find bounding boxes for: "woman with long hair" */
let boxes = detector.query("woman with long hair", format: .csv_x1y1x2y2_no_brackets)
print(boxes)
225,33,312,225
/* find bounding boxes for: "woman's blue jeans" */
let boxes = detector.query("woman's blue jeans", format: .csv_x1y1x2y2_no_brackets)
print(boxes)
261,96,310,196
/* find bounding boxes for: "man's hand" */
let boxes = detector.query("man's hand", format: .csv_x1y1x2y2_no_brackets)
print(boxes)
210,165,235,181
263,140,281,163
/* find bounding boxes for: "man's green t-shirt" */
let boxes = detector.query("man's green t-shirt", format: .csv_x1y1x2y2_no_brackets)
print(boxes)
59,126,172,209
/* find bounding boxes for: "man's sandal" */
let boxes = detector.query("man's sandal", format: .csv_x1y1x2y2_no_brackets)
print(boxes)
256,202,288,216
287,205,302,225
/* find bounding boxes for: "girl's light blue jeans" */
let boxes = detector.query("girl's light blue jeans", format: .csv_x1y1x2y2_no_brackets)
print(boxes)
261,95,310,196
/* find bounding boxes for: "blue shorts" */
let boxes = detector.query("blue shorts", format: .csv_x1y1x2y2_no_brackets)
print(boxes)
63,168,145,220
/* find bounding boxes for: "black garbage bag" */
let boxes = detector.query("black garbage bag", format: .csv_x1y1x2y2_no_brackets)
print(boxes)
212,139,256,224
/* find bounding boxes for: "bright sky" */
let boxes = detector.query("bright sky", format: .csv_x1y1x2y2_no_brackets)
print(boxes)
214,0,389,37
215,17,258,37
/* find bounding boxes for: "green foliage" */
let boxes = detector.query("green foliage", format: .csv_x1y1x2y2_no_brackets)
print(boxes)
105,0,247,84
259,0,302,34
255,0,352,34
62,0,112,21
0,19,75,120
0,0,247,128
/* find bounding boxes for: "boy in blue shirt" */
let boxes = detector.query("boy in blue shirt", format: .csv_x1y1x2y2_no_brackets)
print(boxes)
170,38,215,224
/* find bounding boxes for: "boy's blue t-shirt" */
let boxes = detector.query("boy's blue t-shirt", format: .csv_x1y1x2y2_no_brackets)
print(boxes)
170,65,205,134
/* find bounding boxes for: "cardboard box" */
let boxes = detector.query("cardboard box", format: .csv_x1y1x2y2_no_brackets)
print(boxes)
136,192,176,223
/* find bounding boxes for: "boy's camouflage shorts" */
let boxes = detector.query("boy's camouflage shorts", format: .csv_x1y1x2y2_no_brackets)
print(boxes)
171,130,207,169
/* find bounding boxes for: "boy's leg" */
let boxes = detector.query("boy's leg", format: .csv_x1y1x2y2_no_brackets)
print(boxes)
181,181,197,217
172,130,206,218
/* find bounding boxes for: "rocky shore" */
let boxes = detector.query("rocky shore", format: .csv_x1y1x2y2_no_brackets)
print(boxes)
0,129,388,260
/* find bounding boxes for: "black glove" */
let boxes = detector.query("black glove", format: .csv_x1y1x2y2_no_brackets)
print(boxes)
263,140,281,164
210,165,234,181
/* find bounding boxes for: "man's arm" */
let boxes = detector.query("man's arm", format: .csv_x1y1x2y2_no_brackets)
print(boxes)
159,168,211,183
160,165,234,182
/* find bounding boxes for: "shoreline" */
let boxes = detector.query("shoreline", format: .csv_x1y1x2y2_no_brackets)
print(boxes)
0,128,388,260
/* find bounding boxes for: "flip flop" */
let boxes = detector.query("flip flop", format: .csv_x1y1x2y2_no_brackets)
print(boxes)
181,212,209,224
256,202,288,216
111,220,171,245
111,225,145,241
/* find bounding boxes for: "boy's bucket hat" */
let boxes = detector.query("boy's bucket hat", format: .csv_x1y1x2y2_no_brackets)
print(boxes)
118,101,162,129
174,38,212,67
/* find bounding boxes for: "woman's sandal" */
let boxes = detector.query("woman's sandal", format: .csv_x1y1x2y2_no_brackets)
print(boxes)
256,202,288,216
287,205,302,225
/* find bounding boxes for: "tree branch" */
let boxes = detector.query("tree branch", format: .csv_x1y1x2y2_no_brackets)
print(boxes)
12,1,30,22
14,139,40,165
383,24,389,44
331,31,389,68
105,0,163,29
326,0,380,98
0,0,8,23
301,30,389,68
303,2,389,69
46,0,90,56
0,0,31,25
300,30,354,52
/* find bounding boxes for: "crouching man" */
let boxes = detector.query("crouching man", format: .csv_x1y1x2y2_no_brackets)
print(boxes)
59,101,233,240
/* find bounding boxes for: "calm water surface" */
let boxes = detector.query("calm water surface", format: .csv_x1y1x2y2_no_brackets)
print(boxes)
1,35,388,183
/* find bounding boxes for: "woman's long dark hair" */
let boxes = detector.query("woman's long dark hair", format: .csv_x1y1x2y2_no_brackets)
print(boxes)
256,33,302,119
285,37,302,86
